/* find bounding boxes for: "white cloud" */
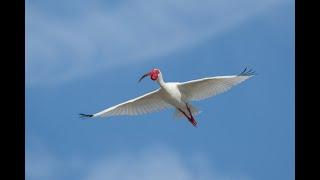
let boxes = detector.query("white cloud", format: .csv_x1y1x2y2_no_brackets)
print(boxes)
83,145,250,180
26,0,287,86
26,141,250,180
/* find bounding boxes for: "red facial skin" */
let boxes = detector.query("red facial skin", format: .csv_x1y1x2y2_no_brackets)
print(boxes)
150,69,160,81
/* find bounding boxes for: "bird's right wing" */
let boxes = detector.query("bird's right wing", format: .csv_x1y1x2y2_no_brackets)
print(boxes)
81,88,172,118
178,68,255,101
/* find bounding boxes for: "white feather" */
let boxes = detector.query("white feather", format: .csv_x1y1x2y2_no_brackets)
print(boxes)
93,88,172,117
178,74,253,101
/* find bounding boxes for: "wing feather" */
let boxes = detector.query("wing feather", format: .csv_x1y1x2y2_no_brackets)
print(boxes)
92,88,172,118
178,68,255,101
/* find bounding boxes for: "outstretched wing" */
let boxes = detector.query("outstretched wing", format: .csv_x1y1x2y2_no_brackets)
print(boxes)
80,88,172,118
178,68,255,101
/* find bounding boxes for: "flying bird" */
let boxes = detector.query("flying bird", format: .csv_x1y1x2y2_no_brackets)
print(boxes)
80,68,255,127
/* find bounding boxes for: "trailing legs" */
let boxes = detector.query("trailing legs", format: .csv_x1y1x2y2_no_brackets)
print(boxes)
177,103,198,127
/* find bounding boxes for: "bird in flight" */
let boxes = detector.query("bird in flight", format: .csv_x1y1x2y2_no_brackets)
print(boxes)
80,68,255,127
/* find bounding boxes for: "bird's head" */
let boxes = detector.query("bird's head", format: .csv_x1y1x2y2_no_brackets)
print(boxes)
138,68,161,82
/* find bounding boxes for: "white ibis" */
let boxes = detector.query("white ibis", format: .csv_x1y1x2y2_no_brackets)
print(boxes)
80,68,255,127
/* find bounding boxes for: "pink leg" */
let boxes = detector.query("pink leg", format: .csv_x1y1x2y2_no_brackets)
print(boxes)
178,104,198,127
185,103,195,120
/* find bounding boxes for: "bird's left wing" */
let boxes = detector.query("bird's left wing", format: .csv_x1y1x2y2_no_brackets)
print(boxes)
80,88,172,118
178,68,255,101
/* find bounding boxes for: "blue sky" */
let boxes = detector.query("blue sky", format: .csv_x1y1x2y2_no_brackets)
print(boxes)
26,0,294,180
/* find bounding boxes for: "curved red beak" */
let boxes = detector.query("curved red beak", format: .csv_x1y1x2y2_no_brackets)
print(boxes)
138,72,150,82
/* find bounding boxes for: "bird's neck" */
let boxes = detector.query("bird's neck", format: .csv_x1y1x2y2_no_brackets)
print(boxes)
156,75,166,88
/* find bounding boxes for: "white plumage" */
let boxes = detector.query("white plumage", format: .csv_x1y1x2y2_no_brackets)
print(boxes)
178,75,251,101
94,89,171,117
80,68,255,127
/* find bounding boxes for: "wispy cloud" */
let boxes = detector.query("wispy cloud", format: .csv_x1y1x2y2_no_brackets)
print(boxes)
26,0,286,86
83,146,251,180
26,139,60,180
26,141,250,180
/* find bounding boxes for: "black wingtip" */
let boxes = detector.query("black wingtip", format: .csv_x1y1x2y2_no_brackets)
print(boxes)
238,67,257,76
79,113,93,118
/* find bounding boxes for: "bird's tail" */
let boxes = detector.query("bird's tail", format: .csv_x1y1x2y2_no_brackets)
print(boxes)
79,113,94,118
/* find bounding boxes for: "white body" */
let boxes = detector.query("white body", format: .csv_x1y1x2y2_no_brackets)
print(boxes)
160,83,183,109
83,68,255,121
